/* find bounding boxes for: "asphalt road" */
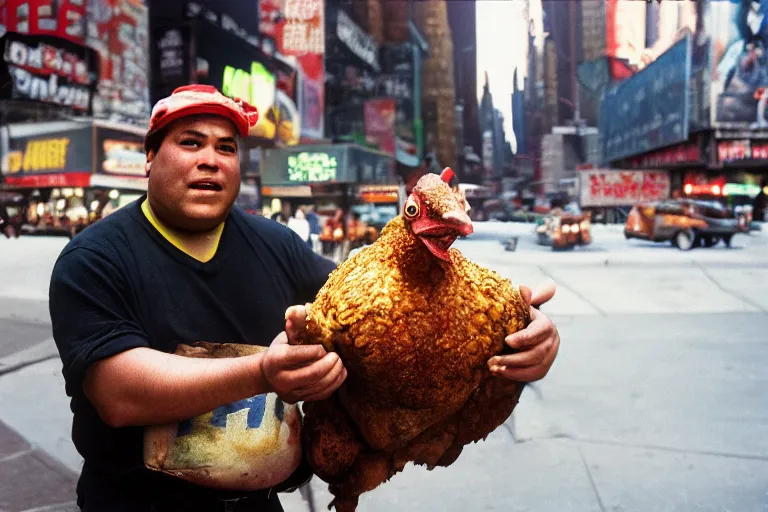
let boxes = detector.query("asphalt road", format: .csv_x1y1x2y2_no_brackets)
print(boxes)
0,224,766,511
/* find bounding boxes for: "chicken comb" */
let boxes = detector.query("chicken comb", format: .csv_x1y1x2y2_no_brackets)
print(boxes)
440,167,455,184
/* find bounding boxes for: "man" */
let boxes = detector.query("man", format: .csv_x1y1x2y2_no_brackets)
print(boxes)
49,85,560,511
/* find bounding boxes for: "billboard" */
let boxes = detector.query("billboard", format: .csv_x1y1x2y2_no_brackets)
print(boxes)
194,20,300,146
580,169,671,207
0,0,150,122
2,122,93,188
259,0,325,140
605,0,647,80
600,35,692,163
709,0,768,127
0,32,99,111
605,0,711,131
85,0,151,123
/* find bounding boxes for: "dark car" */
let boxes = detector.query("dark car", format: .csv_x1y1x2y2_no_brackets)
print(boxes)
625,199,748,250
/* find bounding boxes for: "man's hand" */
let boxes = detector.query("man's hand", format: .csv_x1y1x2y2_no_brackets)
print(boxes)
488,280,560,382
261,331,347,404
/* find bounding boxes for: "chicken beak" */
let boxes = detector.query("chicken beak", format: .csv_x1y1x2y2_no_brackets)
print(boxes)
442,209,473,237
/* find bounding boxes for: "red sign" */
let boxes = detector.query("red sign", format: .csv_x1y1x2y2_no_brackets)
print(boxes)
626,142,701,168
752,143,768,159
364,99,396,156
580,169,671,207
717,139,768,162
0,0,87,44
3,172,92,188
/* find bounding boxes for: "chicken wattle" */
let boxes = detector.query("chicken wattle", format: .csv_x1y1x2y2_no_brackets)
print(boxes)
295,169,530,511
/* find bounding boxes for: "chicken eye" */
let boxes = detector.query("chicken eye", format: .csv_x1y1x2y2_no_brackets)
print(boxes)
404,202,419,218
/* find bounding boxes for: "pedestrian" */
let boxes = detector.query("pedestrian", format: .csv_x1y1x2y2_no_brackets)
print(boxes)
49,84,561,511
304,204,322,253
753,177,767,222
287,207,311,246
270,200,291,225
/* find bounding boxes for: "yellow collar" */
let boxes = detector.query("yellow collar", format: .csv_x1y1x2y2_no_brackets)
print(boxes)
141,199,225,263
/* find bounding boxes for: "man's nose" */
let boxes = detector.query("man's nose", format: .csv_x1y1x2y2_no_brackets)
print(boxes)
197,145,220,170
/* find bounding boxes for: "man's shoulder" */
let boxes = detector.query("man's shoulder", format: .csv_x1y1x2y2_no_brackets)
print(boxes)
231,207,297,244
59,202,141,261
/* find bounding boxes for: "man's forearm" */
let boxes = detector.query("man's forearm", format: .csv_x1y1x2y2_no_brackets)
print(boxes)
84,347,272,428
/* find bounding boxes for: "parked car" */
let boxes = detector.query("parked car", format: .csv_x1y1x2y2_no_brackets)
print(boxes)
624,199,748,250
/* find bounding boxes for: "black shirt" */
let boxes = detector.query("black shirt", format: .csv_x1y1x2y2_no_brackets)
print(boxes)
49,198,335,509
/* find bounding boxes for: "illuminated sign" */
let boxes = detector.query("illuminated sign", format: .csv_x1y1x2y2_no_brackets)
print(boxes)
7,138,71,173
102,140,146,176
287,152,338,182
222,61,275,123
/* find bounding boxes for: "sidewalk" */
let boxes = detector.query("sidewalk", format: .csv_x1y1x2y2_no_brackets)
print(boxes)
0,337,79,512
0,419,77,512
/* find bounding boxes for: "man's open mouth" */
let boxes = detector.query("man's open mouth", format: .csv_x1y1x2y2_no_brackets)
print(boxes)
189,182,222,191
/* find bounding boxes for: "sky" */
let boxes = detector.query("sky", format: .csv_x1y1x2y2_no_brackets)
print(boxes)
476,0,533,153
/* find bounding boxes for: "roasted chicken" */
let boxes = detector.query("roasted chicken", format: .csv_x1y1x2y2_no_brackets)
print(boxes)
296,169,530,511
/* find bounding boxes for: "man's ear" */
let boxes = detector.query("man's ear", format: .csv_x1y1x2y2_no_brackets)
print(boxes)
146,151,154,177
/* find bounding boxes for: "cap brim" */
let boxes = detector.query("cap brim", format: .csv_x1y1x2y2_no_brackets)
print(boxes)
151,103,250,138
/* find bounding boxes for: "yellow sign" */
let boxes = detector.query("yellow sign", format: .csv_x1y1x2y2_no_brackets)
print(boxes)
8,138,71,174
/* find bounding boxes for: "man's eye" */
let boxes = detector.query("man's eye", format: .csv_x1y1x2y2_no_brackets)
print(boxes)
219,145,237,154
180,139,201,147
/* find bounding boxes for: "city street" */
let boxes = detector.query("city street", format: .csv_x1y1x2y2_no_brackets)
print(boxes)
0,223,767,511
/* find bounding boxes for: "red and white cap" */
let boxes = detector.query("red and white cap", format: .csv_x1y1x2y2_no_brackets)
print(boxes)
147,85,259,138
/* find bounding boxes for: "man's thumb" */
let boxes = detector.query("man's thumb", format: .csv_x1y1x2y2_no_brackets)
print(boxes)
270,331,289,347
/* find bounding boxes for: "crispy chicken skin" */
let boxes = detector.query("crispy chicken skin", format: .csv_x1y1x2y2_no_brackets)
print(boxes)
297,172,530,511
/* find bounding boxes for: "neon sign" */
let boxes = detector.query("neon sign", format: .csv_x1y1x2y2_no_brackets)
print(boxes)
287,152,338,182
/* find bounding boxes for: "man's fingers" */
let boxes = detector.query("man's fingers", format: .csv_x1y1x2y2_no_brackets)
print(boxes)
492,365,547,383
519,285,532,309
491,334,554,369
282,352,340,388
531,279,557,308
504,307,549,350
297,355,344,394
301,367,348,402
492,333,560,383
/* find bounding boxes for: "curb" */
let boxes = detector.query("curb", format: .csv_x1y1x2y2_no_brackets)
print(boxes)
0,339,59,377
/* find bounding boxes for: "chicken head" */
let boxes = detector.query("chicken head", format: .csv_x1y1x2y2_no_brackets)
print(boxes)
403,168,473,261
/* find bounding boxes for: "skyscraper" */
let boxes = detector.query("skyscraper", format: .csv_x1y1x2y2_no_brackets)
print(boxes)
413,0,457,170
447,0,481,156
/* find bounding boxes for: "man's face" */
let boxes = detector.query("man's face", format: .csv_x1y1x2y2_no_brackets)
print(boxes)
147,115,240,232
